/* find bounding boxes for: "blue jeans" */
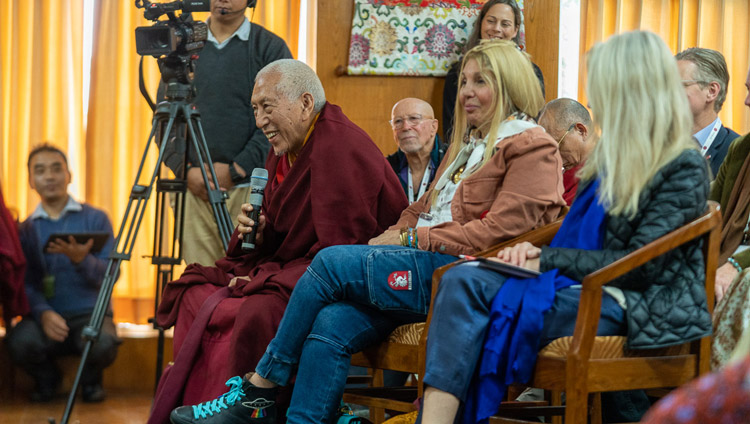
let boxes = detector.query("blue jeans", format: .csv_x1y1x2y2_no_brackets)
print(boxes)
423,263,627,402
255,245,457,424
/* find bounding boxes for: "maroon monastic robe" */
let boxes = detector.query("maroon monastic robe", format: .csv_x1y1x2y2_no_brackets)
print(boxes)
562,163,583,206
0,187,28,324
148,103,407,423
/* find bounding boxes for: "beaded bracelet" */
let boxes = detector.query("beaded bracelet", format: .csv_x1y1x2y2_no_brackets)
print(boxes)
728,257,743,273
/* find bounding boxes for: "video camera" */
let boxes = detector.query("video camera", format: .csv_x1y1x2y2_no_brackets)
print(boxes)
134,0,210,85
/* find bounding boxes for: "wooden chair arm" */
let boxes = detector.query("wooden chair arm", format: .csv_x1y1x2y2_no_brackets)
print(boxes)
421,218,566,346
567,201,722,368
581,203,721,291
475,219,564,258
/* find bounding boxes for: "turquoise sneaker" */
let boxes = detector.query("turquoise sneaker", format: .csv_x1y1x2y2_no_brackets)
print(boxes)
170,376,277,424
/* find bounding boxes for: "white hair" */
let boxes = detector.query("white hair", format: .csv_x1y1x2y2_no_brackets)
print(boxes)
256,59,326,113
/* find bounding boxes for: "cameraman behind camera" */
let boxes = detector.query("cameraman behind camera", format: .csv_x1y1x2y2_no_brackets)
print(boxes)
162,0,292,266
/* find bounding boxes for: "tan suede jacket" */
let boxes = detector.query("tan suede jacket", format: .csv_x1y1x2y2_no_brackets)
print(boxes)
389,126,565,256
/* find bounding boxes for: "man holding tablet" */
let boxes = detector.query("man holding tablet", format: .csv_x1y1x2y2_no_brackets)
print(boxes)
6,144,119,403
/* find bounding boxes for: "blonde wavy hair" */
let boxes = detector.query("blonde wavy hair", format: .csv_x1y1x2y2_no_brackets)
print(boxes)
442,39,544,172
578,31,696,218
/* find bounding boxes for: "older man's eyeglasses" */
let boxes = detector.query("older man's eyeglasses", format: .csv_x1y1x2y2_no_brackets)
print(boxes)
390,115,429,130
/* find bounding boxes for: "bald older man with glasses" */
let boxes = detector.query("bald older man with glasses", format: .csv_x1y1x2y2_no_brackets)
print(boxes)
386,98,448,204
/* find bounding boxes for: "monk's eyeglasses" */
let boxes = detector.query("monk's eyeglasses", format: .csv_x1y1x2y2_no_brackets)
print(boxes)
557,124,576,146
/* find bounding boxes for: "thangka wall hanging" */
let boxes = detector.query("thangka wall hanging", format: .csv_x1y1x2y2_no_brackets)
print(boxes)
347,0,526,76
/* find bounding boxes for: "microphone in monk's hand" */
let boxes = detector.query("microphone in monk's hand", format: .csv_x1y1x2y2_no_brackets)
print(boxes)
242,168,269,251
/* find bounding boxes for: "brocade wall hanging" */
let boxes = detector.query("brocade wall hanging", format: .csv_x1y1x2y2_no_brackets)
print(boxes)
347,0,526,76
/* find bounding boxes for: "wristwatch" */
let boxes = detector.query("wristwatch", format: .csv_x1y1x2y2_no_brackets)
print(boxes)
229,162,245,183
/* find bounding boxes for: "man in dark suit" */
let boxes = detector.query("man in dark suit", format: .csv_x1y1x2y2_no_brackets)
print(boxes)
676,47,739,177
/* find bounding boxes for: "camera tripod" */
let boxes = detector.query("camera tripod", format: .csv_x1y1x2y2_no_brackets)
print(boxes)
58,80,234,424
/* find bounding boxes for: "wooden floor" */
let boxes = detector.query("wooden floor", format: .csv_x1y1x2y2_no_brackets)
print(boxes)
0,324,172,423
0,389,153,424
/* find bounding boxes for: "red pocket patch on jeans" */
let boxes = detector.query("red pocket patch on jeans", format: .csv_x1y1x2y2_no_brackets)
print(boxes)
388,271,412,290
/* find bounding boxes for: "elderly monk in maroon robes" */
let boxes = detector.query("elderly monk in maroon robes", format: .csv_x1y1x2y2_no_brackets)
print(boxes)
148,59,407,423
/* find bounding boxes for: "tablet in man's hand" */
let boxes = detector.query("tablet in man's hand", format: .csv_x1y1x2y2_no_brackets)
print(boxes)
44,232,110,253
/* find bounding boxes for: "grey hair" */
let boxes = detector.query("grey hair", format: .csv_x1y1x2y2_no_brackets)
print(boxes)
256,59,326,113
675,47,730,112
541,98,592,131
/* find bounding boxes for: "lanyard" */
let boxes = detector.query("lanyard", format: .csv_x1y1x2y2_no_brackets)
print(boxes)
407,162,433,204
699,119,723,159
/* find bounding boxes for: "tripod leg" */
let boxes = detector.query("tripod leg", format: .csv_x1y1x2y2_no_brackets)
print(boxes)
182,104,234,250
60,341,94,424
59,104,183,424
150,177,185,389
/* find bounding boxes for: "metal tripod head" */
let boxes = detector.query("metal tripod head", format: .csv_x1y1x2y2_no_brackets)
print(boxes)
163,80,195,104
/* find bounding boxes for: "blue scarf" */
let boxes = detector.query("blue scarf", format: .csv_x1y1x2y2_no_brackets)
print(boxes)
462,179,607,424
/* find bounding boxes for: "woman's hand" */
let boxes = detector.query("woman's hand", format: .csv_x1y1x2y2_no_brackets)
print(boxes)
496,241,542,270
236,203,266,245
368,230,401,246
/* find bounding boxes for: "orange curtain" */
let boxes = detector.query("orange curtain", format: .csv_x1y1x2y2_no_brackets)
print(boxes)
86,1,300,323
191,1,301,56
0,0,84,219
85,1,163,322
580,0,750,135
252,0,301,56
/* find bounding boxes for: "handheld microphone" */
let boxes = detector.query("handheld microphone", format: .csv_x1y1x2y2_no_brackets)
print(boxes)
242,168,269,251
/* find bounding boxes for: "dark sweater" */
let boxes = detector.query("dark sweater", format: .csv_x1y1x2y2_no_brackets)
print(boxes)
163,24,292,181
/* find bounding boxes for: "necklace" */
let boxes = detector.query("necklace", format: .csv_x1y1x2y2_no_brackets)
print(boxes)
450,165,465,184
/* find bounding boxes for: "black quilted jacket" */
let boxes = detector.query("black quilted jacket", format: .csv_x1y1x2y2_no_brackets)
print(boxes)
540,149,712,349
